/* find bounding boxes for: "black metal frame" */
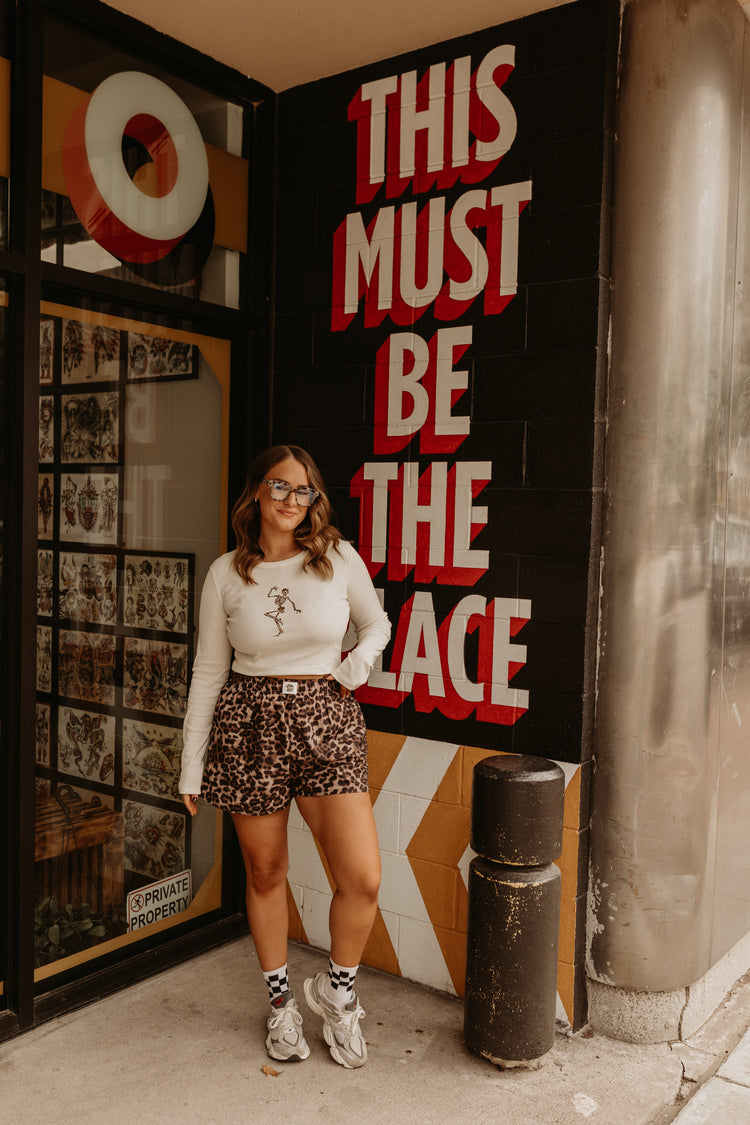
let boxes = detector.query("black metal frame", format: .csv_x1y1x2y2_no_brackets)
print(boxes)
0,0,275,1042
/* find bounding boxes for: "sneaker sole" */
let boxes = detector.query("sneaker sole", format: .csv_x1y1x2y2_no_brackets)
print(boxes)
303,978,366,1070
265,1038,311,1063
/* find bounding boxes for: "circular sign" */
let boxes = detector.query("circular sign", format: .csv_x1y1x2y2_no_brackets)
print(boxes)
63,70,214,280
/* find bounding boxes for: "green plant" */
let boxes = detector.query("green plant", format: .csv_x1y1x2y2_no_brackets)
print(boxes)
34,896,127,966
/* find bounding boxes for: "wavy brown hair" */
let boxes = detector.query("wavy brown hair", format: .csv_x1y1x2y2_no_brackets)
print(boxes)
231,445,342,583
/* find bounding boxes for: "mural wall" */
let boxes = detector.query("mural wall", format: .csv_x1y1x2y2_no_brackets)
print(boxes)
274,0,614,1027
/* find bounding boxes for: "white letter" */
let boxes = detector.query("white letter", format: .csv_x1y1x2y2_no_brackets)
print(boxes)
362,462,399,564
386,332,431,439
447,594,486,702
401,461,447,569
343,207,395,315
359,75,399,187
397,590,445,696
448,189,489,301
489,181,533,296
399,64,446,177
451,56,472,168
452,461,491,570
474,45,517,162
490,597,530,708
435,325,472,437
399,197,446,308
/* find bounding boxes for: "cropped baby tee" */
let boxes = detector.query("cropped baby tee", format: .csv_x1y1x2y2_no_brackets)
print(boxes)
179,540,390,794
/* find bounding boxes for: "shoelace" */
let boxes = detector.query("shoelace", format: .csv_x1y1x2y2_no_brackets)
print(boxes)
269,1004,303,1034
332,1000,365,1037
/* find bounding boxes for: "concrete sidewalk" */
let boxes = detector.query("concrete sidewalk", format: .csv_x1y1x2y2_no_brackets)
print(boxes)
670,1024,750,1124
1,937,749,1125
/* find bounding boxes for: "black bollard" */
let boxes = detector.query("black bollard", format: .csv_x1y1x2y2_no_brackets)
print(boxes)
464,754,565,1067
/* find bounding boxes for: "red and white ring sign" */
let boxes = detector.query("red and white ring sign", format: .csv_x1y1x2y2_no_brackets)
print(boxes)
63,71,215,283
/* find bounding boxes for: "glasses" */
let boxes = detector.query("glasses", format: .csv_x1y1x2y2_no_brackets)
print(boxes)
262,479,320,507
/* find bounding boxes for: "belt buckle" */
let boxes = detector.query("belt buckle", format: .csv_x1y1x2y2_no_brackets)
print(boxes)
281,680,298,695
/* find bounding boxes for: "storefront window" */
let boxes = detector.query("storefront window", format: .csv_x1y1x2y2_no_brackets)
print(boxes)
35,301,230,980
42,20,248,309
0,283,8,1011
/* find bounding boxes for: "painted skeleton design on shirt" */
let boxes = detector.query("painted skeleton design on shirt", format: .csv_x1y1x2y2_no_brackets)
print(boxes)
265,586,301,636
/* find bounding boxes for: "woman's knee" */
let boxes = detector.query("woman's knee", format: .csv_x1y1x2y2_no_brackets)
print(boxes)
245,856,289,896
341,863,380,903
360,871,381,903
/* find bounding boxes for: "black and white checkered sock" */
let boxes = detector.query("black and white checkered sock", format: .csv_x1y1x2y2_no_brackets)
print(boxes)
263,964,290,1006
324,958,358,1007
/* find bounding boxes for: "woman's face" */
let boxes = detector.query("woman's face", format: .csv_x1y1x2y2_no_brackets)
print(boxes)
254,456,311,538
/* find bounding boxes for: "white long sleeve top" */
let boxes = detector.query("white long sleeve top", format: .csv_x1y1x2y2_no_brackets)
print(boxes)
179,540,391,794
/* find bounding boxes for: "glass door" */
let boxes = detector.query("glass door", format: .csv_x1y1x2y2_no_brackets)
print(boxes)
34,300,231,983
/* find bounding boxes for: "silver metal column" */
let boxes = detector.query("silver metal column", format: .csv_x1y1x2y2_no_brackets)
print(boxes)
588,0,746,992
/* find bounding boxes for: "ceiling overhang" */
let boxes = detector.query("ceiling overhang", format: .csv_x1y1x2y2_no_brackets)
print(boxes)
105,0,575,91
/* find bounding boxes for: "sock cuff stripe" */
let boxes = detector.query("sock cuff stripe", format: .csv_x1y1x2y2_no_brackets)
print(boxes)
263,965,290,1001
328,961,358,990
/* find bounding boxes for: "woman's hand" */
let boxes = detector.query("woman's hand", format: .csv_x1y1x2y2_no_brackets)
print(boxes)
182,794,199,817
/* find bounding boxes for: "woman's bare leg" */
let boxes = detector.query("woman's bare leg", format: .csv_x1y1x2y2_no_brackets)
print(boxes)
295,792,380,965
231,807,291,971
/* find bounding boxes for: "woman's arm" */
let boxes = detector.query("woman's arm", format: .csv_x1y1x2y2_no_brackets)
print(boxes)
333,545,391,691
179,566,233,797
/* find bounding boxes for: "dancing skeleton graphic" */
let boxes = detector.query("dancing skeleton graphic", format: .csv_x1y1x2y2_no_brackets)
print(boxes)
265,586,301,636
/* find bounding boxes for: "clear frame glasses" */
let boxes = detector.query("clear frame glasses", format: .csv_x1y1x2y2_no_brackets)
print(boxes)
262,478,320,507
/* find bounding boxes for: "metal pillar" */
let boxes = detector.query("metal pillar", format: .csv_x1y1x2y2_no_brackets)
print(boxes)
589,0,747,994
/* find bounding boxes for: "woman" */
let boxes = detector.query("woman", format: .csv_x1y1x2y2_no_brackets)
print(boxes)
179,445,390,1069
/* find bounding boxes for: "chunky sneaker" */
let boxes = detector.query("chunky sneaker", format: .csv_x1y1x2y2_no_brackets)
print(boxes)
303,971,367,1069
265,990,310,1062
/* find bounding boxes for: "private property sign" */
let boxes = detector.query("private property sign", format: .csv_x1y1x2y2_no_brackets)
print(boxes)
127,870,192,931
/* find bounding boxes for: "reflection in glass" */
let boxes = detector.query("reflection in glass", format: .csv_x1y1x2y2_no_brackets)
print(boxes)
34,304,225,976
42,19,247,309
0,285,7,1007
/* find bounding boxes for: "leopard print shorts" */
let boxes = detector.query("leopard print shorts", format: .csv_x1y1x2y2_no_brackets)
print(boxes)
201,673,369,815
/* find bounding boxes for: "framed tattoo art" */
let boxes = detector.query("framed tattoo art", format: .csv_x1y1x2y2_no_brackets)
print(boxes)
38,549,54,616
40,317,56,385
62,318,121,384
33,304,204,944
36,703,51,767
54,781,115,811
123,637,188,718
38,473,54,538
37,625,52,693
122,718,182,801
59,472,119,545
126,332,198,384
57,705,116,785
59,551,118,625
58,629,116,707
39,395,54,461
123,553,191,635
60,391,120,463
123,800,186,881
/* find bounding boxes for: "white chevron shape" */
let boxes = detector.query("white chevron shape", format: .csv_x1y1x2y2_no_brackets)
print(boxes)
373,736,459,992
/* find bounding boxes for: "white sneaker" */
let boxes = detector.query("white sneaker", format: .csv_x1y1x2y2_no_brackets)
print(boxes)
265,990,310,1062
303,972,367,1069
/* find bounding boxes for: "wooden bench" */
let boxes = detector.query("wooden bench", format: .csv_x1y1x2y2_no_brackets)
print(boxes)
35,791,125,914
